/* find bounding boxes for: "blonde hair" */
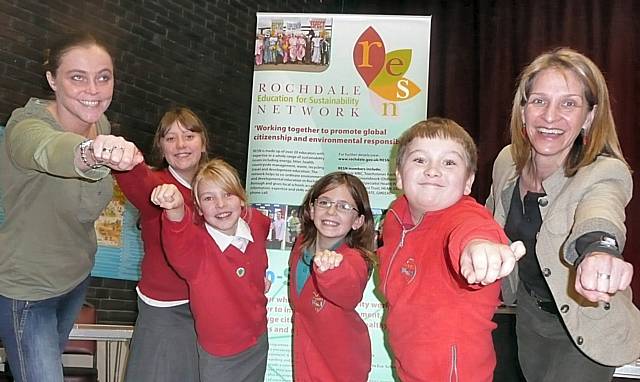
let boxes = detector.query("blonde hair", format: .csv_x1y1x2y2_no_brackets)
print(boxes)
396,117,477,175
152,106,210,169
192,159,247,210
509,47,628,176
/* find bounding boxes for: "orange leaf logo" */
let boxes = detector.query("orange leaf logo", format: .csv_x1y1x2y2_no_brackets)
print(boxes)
353,27,421,102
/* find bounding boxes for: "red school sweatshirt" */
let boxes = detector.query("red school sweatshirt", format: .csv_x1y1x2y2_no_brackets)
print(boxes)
162,206,270,356
378,195,507,382
114,163,190,301
289,239,371,382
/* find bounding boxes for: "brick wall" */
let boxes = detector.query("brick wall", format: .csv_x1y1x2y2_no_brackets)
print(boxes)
1,0,340,324
86,278,139,324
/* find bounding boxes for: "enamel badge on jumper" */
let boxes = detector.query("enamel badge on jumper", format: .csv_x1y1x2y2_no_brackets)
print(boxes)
400,258,416,283
311,291,325,312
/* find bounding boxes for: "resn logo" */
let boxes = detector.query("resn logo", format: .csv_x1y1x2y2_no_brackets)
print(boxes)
353,26,421,117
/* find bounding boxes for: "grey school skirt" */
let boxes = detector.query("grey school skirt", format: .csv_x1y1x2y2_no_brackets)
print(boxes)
198,333,269,382
124,298,199,382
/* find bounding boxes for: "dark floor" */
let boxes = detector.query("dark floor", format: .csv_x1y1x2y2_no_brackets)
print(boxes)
493,312,525,381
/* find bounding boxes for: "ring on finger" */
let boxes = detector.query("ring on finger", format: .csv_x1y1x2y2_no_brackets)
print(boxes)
102,147,113,153
597,272,611,280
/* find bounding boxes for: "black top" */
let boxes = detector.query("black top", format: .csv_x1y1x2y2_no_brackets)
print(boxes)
504,179,553,301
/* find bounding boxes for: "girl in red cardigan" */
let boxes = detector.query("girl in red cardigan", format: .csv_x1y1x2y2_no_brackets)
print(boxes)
152,159,270,382
288,172,375,382
115,106,209,382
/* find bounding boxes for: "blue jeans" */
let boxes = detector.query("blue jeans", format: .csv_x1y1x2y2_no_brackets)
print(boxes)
0,277,90,382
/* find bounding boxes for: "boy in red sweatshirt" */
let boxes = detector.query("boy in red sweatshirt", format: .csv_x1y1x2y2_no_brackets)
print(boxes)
378,118,525,381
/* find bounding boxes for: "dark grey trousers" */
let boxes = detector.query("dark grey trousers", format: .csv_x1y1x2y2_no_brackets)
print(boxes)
516,285,615,382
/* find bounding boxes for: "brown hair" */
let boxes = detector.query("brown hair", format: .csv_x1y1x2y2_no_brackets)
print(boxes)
44,32,114,77
151,106,210,169
396,117,478,175
509,47,628,176
298,172,376,268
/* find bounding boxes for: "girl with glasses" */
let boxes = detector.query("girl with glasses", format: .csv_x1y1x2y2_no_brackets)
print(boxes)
288,171,375,382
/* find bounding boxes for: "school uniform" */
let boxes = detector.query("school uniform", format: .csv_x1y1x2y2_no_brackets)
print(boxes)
378,195,507,382
115,164,199,382
162,206,270,381
289,240,371,382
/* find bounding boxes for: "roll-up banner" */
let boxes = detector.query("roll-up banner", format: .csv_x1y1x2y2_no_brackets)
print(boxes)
248,13,431,381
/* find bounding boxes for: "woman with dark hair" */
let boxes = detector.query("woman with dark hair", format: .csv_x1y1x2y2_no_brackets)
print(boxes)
114,106,210,382
487,47,640,381
0,32,142,382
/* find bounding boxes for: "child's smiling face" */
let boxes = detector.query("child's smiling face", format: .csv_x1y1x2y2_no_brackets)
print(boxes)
196,178,243,235
396,137,475,223
310,184,364,250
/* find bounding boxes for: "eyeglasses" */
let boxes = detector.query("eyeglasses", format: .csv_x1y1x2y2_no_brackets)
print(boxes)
314,198,359,214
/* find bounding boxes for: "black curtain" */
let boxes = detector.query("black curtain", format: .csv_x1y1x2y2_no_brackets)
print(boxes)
341,0,640,302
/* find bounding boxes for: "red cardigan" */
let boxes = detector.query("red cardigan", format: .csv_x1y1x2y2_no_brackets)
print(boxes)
162,206,270,356
378,195,507,382
289,239,371,382
114,164,191,301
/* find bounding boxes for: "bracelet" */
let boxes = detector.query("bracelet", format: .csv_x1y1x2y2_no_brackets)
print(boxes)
79,139,102,169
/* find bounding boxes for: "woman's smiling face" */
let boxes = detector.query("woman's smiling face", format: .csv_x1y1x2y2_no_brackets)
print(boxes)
523,68,595,164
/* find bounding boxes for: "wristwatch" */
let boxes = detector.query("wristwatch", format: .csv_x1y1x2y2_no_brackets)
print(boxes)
598,234,618,250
